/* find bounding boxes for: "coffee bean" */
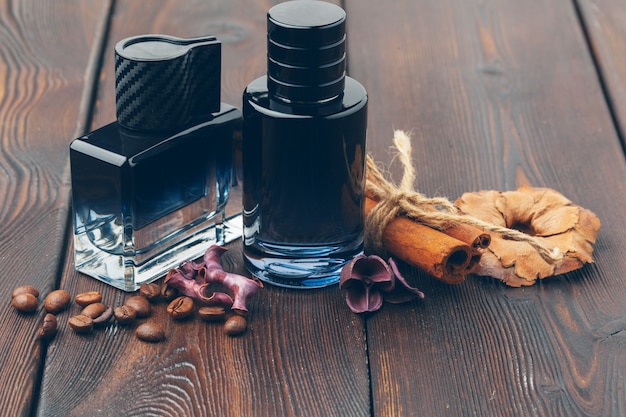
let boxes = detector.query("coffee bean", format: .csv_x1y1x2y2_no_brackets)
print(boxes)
80,302,106,319
113,305,136,325
68,315,93,334
197,306,226,322
44,290,71,314
124,296,151,318
93,306,113,326
139,283,161,302
12,285,39,299
166,296,194,320
135,322,165,343
38,313,58,340
75,291,102,307
12,293,39,313
224,315,247,336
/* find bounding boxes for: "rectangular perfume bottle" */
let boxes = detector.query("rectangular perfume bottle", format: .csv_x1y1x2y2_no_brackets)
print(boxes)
70,35,242,291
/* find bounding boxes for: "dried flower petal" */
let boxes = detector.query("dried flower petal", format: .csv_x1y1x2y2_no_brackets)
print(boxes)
164,268,213,302
201,246,263,316
345,281,384,313
202,289,234,308
205,269,262,315
385,258,425,303
164,245,262,313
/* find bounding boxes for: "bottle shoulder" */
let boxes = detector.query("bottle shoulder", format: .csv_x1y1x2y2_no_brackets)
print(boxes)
70,103,241,161
243,76,367,118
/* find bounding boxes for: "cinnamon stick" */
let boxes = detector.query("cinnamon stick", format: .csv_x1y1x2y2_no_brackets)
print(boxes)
365,197,470,284
442,223,491,251
441,223,490,273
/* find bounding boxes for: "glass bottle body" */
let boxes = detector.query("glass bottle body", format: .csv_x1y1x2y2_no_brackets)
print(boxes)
242,76,367,288
70,104,241,291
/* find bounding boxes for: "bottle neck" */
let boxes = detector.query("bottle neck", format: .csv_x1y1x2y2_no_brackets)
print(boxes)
268,88,344,116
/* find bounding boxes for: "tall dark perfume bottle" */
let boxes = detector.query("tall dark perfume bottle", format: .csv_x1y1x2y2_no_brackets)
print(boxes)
70,35,242,291
243,0,368,288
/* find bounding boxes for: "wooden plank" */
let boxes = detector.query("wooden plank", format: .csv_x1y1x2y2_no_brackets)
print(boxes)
0,1,112,415
37,1,370,416
577,0,626,142
346,0,626,416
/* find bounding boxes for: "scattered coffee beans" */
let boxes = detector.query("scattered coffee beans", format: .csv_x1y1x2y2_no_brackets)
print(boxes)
12,285,39,299
11,278,254,345
113,305,136,325
68,314,94,334
38,313,58,340
135,322,166,343
80,302,107,319
12,293,39,313
224,315,247,336
75,291,102,307
166,296,194,320
93,306,113,326
139,283,161,302
44,289,71,314
124,296,151,318
197,306,226,322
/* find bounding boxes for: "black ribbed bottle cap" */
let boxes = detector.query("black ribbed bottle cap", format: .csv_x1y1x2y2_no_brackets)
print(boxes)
115,34,221,131
267,0,346,103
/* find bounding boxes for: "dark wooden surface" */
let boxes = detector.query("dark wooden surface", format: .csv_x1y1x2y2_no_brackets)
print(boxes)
1,0,625,416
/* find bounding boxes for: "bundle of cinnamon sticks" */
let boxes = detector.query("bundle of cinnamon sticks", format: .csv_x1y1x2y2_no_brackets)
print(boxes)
365,194,490,284
363,130,492,284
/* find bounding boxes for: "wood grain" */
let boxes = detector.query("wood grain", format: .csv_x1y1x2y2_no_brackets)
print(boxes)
577,0,626,143
0,1,111,415
5,0,626,416
37,1,370,416
346,0,626,416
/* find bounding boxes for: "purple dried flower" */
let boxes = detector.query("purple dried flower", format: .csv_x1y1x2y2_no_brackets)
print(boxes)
339,254,394,313
164,268,214,302
339,255,424,313
165,245,262,315
203,246,263,316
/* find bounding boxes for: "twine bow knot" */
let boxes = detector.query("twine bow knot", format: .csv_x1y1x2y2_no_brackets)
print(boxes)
364,130,562,263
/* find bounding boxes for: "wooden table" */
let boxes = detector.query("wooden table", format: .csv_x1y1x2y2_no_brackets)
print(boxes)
1,1,625,416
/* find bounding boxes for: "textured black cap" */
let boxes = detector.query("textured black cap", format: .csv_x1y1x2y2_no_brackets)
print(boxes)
267,1,347,103
115,34,221,131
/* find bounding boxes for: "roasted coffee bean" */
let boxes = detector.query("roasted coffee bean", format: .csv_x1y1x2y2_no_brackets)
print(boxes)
197,306,226,322
44,289,71,314
113,305,136,325
139,283,161,302
93,306,113,326
38,313,58,340
68,315,93,334
135,322,165,343
80,302,106,319
166,296,194,320
124,296,151,318
75,291,102,307
224,315,247,336
12,293,39,313
12,285,39,299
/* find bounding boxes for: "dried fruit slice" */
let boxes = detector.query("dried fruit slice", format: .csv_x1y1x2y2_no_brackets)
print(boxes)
456,185,601,286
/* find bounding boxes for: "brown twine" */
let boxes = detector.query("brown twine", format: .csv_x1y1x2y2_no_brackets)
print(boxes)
364,130,562,263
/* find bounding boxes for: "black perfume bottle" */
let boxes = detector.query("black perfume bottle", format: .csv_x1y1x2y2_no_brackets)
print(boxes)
242,1,368,288
70,35,242,291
